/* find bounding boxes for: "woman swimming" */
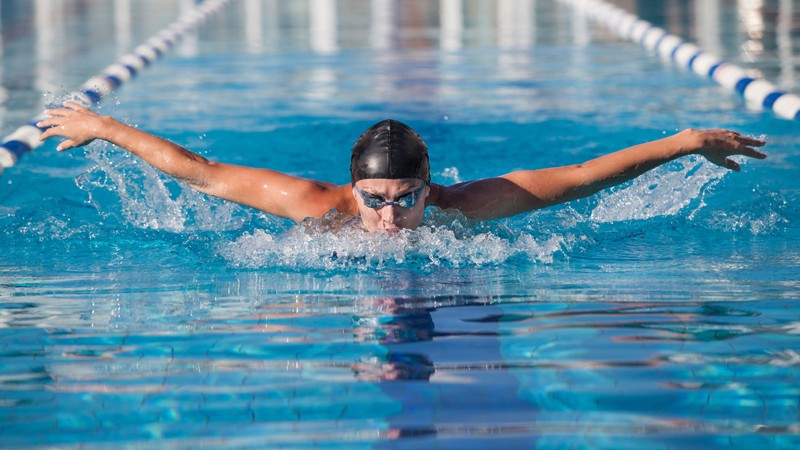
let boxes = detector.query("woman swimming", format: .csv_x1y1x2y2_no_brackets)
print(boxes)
38,101,767,232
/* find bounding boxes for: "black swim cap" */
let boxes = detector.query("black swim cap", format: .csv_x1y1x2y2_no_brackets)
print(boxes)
350,120,431,184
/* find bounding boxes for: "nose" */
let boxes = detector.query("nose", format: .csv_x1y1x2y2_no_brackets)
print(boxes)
379,204,397,224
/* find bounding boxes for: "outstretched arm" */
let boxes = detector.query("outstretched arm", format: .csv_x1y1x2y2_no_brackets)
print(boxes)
38,102,350,222
434,129,767,220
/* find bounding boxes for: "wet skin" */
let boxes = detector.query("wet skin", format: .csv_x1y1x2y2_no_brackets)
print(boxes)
352,178,429,232
38,102,769,232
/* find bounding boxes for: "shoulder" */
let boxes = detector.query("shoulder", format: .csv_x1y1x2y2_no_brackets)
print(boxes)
296,182,358,221
425,183,451,209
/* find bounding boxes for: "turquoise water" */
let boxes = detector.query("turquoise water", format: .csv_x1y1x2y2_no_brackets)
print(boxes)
2,1,800,448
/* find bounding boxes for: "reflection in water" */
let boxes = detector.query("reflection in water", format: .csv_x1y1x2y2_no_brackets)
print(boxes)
353,297,436,381
2,0,798,134
497,0,535,50
570,3,591,47
354,353,435,381
4,284,800,447
439,0,463,52
738,0,765,61
177,0,198,57
778,0,796,88
309,0,338,54
35,0,61,96
349,296,547,445
0,1,5,130
243,0,263,54
371,0,395,50
306,66,338,101
114,0,132,55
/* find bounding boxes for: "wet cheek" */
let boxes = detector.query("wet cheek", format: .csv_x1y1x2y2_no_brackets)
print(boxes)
360,209,381,230
396,209,422,228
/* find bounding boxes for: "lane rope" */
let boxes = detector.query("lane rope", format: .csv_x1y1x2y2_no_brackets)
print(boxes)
559,0,800,122
0,0,233,176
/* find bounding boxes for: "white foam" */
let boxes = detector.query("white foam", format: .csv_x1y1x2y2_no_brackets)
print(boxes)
78,141,248,232
702,207,787,235
70,140,767,270
590,156,727,223
219,211,569,270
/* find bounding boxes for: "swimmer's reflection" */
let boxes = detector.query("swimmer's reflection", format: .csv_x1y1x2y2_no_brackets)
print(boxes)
353,354,434,382
352,297,436,382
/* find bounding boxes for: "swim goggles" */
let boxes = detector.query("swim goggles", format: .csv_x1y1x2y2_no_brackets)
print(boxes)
355,184,426,209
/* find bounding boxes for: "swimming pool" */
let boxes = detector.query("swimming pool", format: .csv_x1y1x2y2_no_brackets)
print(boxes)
2,0,799,448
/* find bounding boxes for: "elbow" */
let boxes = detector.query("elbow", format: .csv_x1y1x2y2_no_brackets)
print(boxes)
181,159,218,190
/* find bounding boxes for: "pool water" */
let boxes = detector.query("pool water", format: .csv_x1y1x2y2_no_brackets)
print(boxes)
2,1,800,448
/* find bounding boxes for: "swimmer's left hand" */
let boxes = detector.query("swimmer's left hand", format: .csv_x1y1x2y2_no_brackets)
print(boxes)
677,128,767,172
37,101,110,151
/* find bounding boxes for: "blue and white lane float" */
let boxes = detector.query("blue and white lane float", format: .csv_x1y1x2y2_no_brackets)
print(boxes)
0,0,233,176
559,0,800,122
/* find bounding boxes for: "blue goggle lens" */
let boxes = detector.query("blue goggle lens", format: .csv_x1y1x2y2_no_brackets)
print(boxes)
358,185,424,209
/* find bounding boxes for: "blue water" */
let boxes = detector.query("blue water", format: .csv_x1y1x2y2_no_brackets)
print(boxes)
2,1,800,448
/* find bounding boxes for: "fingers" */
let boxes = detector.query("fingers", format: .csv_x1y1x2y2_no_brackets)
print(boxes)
741,146,767,159
734,134,766,147
724,158,741,172
711,129,740,136
41,108,69,118
41,106,82,119
36,116,61,128
37,117,67,140
39,126,57,141
732,134,767,159
40,101,95,120
711,129,768,160
38,124,71,143
36,102,98,148
56,140,75,152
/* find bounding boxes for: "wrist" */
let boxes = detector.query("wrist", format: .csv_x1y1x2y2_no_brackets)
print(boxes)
673,128,703,156
96,115,125,142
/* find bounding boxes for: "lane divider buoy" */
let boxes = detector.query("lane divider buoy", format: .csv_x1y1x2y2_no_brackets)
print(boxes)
559,0,800,122
0,0,233,176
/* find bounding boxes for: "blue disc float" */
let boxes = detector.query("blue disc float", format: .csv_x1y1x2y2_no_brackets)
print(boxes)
0,0,233,176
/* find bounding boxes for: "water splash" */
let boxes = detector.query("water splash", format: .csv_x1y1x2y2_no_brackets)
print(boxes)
700,190,789,235
43,87,85,110
437,166,463,184
15,215,96,242
56,140,780,269
590,156,727,223
218,210,571,271
76,141,249,232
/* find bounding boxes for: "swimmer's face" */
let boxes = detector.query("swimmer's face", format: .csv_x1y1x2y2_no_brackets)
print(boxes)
353,178,429,232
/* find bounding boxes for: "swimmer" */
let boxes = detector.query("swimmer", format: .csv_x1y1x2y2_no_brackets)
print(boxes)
38,101,767,232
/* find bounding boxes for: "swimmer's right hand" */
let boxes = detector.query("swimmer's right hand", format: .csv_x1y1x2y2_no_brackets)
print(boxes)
37,101,112,151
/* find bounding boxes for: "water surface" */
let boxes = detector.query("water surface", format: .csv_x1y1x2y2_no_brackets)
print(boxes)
1,1,799,448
